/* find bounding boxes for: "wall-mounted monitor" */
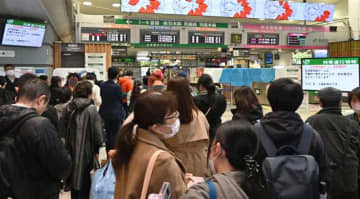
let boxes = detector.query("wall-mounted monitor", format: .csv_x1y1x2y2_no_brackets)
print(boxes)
301,57,360,92
288,33,307,46
1,19,46,47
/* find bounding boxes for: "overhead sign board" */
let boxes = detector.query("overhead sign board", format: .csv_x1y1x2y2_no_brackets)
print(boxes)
121,0,335,22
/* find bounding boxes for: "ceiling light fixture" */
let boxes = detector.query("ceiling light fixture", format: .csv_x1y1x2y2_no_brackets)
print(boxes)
83,1,92,6
112,3,121,7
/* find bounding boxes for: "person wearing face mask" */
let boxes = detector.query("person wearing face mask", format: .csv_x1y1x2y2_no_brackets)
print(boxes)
347,87,360,124
306,87,360,199
3,64,17,103
180,120,263,199
0,78,72,199
113,91,187,199
166,77,210,177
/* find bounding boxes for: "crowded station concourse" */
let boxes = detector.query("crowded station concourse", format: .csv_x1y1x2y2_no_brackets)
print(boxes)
1,0,360,199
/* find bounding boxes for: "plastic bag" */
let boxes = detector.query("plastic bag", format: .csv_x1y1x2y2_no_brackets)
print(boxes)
91,160,115,199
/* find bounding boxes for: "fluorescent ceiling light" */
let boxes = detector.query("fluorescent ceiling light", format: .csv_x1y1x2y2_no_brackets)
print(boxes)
83,1,92,6
112,3,121,7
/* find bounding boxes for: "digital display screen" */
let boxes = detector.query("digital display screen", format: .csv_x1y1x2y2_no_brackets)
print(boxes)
302,57,360,92
121,0,335,22
1,19,46,47
313,49,328,58
140,30,179,43
248,33,279,45
288,33,307,46
81,28,130,43
265,53,273,64
188,32,224,44
231,34,242,44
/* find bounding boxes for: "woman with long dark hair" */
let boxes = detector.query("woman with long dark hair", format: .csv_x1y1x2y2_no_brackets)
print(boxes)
113,91,186,199
194,74,227,143
232,86,263,124
166,77,210,177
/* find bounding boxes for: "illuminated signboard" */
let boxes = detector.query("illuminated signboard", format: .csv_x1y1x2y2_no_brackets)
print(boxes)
231,34,242,44
81,28,130,43
140,30,180,43
247,33,279,45
288,33,307,46
188,32,224,44
121,0,335,22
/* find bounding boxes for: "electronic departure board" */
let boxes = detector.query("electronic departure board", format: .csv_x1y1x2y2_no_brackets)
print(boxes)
141,30,180,43
288,33,307,46
188,32,224,44
247,33,279,45
81,28,130,43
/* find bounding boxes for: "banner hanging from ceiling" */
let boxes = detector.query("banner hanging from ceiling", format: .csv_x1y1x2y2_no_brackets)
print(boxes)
121,0,335,22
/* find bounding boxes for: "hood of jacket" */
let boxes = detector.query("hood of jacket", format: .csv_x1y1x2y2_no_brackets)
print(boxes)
67,98,93,113
261,111,304,146
232,105,263,124
0,105,38,135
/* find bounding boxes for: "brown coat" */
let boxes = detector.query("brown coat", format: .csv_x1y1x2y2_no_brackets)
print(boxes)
165,110,210,177
114,128,187,199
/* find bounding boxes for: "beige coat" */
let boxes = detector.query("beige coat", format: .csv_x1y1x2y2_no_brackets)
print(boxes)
165,110,210,177
114,128,187,199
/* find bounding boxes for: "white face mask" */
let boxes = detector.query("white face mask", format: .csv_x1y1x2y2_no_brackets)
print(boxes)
209,158,217,175
352,103,360,113
5,70,15,77
163,118,180,139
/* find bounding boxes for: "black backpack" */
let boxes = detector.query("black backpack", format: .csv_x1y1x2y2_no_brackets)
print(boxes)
0,114,36,198
254,122,320,199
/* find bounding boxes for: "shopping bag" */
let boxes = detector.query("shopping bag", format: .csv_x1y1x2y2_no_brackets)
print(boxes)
91,159,115,199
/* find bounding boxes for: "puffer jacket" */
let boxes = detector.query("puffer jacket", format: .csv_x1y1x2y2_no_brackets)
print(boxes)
61,98,104,190
0,105,72,199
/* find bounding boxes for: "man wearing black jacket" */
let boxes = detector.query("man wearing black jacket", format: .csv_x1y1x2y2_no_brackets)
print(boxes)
0,78,72,199
254,78,328,198
307,87,360,199
3,64,17,103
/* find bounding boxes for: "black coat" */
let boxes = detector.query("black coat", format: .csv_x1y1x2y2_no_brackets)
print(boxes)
42,105,59,130
62,98,104,190
194,92,227,140
4,76,16,103
232,104,263,124
0,105,72,199
255,111,328,186
99,80,125,121
307,108,360,197
0,88,13,106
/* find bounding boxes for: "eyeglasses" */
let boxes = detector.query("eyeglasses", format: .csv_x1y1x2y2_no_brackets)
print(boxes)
164,111,180,120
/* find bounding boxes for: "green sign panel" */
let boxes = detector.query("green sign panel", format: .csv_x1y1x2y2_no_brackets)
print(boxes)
302,57,359,65
131,43,227,48
6,19,46,29
115,19,228,28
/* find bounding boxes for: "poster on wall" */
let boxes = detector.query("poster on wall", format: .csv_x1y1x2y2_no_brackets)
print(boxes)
301,57,360,92
85,53,106,80
121,0,335,22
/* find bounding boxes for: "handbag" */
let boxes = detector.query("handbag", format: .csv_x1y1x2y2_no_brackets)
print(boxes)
91,159,116,199
140,150,164,199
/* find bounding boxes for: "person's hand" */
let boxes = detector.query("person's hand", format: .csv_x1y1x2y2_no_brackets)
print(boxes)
108,149,117,158
185,173,193,183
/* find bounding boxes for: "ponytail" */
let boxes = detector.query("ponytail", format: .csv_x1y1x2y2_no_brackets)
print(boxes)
207,83,216,109
113,121,137,170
